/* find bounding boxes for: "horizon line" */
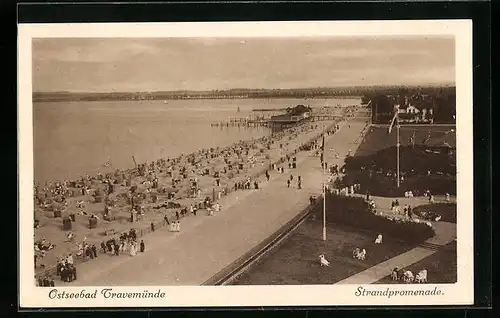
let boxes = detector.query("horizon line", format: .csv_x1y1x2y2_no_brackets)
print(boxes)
33,83,456,94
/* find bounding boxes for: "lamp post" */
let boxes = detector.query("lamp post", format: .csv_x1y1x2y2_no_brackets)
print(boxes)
322,122,327,241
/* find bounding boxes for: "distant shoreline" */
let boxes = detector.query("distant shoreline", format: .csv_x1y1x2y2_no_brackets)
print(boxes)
32,85,454,103
33,95,364,103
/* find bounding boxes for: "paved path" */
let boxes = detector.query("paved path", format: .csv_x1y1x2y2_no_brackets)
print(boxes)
335,195,456,284
65,111,370,286
334,247,437,284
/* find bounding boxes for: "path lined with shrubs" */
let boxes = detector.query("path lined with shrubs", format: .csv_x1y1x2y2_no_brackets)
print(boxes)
335,195,456,285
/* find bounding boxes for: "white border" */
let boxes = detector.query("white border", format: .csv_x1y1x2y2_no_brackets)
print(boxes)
18,20,473,308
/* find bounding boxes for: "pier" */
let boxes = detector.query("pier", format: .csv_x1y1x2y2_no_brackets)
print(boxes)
211,117,272,128
211,114,342,128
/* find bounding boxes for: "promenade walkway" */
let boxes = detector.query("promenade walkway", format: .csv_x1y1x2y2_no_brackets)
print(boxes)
335,195,456,285
66,111,370,286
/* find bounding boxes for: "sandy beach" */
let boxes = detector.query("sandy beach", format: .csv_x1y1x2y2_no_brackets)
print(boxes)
53,107,367,286
34,105,357,280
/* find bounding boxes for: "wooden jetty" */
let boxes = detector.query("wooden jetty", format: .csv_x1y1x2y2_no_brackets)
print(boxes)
211,117,272,128
211,113,340,128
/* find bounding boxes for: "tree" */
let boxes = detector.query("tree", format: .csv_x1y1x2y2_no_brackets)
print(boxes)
361,95,371,106
371,94,394,123
288,104,312,116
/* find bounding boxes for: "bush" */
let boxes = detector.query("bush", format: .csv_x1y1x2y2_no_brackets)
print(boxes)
340,145,456,197
341,172,456,197
412,203,456,223
313,194,435,244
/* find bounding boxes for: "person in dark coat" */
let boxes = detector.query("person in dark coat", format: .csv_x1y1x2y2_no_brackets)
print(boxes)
140,240,145,253
64,266,72,282
100,242,106,253
287,179,290,188
106,240,113,253
91,245,98,258
70,265,77,281
86,246,93,259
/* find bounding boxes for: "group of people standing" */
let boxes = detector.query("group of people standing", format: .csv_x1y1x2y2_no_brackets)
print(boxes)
56,254,77,283
100,228,146,259
286,174,302,189
390,200,413,218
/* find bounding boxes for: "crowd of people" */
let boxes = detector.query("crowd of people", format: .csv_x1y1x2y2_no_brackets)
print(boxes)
33,106,357,285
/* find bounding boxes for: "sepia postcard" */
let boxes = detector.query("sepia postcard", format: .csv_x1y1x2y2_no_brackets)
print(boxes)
18,20,473,308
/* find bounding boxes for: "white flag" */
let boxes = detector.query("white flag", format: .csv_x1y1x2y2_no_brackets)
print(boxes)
388,106,399,134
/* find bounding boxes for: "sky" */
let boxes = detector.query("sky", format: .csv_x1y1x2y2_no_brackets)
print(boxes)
32,36,455,92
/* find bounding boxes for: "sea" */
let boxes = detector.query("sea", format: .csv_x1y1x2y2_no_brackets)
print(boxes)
33,98,360,183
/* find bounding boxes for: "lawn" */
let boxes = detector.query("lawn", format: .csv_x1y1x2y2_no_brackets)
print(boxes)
340,145,456,197
355,125,456,157
232,219,415,285
374,242,457,284
338,125,456,198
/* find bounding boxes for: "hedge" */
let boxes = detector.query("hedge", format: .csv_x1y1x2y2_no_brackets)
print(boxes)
340,172,456,197
313,194,435,244
412,203,457,223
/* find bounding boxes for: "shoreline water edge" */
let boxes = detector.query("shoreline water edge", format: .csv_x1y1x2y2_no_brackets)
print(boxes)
33,105,359,281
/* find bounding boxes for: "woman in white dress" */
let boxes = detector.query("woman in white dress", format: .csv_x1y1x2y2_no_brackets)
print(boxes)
129,241,137,256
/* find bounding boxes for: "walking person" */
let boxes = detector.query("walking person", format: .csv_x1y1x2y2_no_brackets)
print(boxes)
287,179,291,188
129,241,137,256
140,240,145,253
